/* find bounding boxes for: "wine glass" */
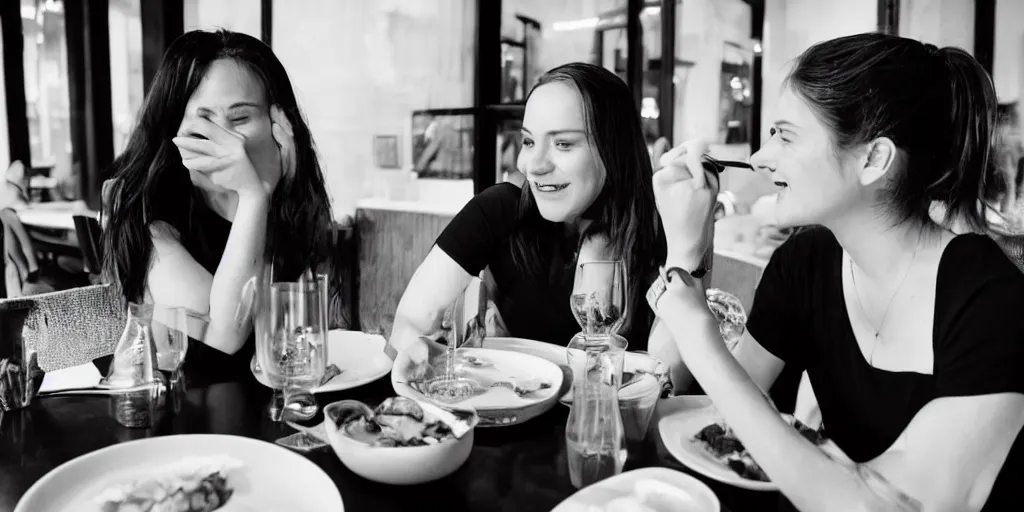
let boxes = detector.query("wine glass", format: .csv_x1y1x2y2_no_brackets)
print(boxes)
570,260,627,340
423,289,484,403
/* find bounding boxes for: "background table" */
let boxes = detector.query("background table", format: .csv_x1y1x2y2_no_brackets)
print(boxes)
0,364,782,511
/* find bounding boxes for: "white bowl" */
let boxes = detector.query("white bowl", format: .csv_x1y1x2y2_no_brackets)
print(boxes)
323,398,478,485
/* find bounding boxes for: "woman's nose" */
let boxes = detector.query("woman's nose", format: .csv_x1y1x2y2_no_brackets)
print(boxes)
522,147,553,176
749,145,775,174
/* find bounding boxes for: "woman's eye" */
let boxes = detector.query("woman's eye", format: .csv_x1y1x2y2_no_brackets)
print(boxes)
230,117,250,125
769,127,777,136
554,140,574,150
522,138,534,148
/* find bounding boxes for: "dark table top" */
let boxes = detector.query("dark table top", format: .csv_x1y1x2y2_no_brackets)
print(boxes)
0,364,782,512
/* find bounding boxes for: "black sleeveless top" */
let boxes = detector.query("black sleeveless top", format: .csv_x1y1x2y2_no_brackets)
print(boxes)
179,196,256,380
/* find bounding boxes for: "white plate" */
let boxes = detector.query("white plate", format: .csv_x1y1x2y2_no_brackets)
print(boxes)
658,395,779,491
480,337,667,404
15,434,344,512
251,330,394,393
551,467,719,512
391,347,563,427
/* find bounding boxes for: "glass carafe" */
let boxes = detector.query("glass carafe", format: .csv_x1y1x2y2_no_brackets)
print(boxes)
565,341,627,488
103,303,158,388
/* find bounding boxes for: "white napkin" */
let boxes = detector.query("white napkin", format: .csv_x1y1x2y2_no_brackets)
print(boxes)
38,363,102,393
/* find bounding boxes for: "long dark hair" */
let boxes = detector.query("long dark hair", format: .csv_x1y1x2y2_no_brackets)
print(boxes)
786,33,997,232
511,62,665,341
102,29,332,303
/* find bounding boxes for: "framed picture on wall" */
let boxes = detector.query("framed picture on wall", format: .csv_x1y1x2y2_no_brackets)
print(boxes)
373,135,401,169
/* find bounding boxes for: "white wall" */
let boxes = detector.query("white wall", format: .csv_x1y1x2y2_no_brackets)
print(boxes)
184,0,262,38
994,0,1024,104
273,0,476,219
760,0,876,144
900,0,975,54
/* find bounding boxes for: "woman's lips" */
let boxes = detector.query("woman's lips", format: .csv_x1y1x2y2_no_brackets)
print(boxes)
533,182,569,192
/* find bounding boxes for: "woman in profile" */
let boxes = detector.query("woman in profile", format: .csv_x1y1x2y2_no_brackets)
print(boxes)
102,29,332,375
652,33,1024,510
388,63,689,381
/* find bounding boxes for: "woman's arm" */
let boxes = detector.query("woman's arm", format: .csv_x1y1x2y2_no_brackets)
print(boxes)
386,246,474,359
146,192,268,355
659,286,1024,511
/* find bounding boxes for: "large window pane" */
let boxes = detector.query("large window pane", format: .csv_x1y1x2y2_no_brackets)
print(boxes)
21,0,73,201
109,0,144,157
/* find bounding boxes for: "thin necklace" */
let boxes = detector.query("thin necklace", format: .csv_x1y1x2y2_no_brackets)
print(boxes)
848,234,922,365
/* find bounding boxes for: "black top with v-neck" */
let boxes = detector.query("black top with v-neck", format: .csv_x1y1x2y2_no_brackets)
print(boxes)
747,227,1024,511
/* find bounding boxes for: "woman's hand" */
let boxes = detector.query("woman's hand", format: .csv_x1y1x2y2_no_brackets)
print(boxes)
653,139,720,270
397,335,448,382
173,116,268,199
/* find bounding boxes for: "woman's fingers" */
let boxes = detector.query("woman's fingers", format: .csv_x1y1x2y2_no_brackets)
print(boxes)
682,139,710,190
171,136,216,156
180,155,220,173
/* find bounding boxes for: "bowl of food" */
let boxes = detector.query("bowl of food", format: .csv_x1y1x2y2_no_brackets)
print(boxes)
323,396,479,485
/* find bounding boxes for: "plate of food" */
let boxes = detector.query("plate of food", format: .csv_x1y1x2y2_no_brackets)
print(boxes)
479,337,669,404
658,395,827,491
251,330,393,393
550,467,719,512
15,434,344,512
391,346,563,427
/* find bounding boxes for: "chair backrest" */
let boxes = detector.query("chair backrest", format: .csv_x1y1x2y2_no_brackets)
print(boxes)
73,215,103,275
0,284,125,372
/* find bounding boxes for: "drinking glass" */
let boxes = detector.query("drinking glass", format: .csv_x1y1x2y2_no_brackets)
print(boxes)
570,260,627,339
423,290,483,403
151,305,209,372
266,280,327,421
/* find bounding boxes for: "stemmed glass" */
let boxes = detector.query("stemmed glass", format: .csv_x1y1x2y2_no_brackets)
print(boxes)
570,260,627,340
566,260,628,394
151,305,209,412
423,289,483,403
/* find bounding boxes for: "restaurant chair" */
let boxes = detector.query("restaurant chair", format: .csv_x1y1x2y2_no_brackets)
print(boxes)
0,284,124,372
73,215,103,281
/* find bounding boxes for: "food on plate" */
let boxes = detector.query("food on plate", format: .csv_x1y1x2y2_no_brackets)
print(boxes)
587,478,707,512
319,364,343,386
329,397,473,447
93,455,242,512
692,413,826,482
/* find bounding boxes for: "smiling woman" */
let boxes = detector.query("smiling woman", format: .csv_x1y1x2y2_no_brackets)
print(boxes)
387,62,672,366
101,29,333,378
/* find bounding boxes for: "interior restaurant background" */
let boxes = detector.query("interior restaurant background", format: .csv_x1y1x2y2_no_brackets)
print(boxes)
0,0,1022,330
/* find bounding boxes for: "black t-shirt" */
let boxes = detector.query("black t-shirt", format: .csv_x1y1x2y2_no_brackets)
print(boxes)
436,183,652,350
747,227,1024,511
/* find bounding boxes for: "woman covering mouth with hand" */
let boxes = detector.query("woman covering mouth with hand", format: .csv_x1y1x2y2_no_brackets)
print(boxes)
387,63,687,374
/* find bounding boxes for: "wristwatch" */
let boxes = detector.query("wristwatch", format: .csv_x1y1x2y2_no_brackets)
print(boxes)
646,265,707,315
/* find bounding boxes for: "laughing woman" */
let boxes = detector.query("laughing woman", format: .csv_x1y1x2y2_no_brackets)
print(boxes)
387,63,683,368
651,33,1024,511
102,30,332,377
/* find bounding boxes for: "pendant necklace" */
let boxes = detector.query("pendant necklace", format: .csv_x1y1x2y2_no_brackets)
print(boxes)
848,235,922,365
